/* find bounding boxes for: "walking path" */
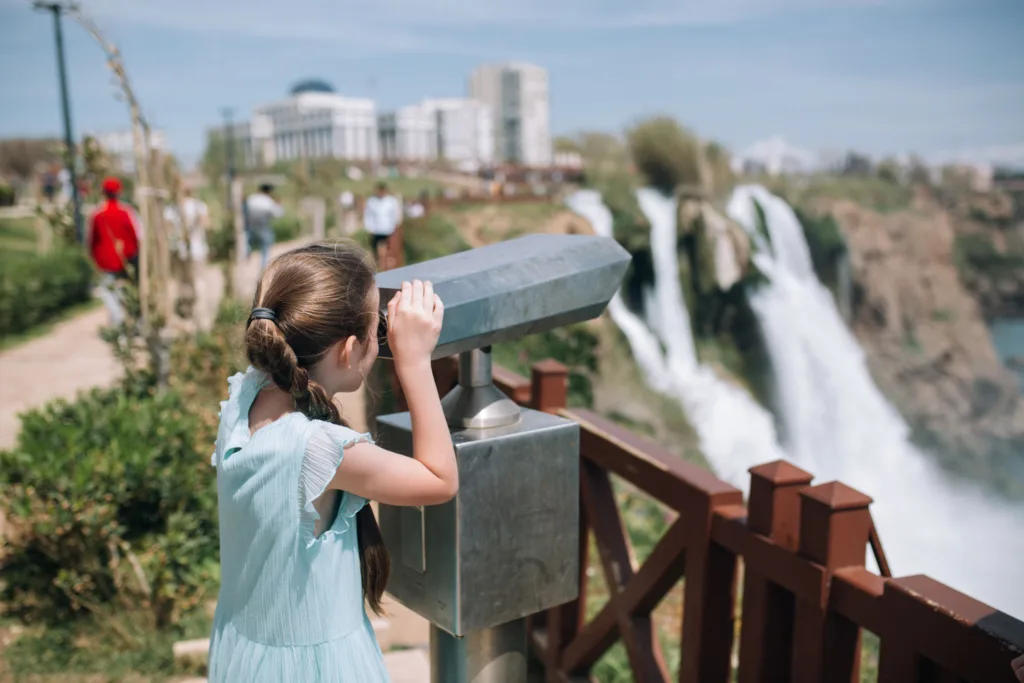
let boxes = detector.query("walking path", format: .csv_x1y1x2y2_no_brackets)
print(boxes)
0,239,430,679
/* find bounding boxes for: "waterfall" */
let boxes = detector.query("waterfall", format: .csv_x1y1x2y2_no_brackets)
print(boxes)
565,189,785,488
727,184,1024,618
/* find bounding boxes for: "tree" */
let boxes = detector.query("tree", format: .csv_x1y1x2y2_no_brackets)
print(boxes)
841,151,874,177
626,116,702,194
0,138,61,179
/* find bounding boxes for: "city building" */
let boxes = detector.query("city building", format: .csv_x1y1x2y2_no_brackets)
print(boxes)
226,80,378,167
378,98,494,171
468,62,551,167
93,128,167,172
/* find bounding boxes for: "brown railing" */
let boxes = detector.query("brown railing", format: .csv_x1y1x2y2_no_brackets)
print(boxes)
387,356,1024,683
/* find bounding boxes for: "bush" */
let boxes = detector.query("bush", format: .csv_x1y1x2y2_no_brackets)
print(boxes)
955,232,1024,278
626,116,702,194
403,214,471,264
0,247,94,337
0,179,15,206
273,214,303,242
492,324,599,407
0,385,219,627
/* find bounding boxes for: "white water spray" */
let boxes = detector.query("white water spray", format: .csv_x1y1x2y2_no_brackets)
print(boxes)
566,189,785,488
727,184,1024,618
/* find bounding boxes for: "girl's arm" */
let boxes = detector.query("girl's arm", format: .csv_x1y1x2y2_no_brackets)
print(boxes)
330,280,457,506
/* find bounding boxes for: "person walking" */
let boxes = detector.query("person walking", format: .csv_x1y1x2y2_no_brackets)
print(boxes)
362,182,401,266
87,177,140,328
245,183,284,272
180,186,211,265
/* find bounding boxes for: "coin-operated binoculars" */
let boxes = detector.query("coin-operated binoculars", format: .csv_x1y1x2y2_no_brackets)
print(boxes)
375,234,630,683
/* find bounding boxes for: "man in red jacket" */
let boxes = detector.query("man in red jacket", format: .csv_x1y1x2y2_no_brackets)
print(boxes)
89,177,141,327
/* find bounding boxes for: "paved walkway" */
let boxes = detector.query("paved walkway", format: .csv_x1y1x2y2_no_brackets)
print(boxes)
0,239,430,679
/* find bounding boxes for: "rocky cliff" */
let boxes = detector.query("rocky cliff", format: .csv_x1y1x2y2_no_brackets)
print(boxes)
808,192,1024,498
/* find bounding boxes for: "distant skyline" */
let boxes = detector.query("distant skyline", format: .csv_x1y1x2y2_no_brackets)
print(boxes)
0,0,1021,168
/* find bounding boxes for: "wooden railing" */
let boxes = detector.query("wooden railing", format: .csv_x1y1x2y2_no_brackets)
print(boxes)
387,356,1024,683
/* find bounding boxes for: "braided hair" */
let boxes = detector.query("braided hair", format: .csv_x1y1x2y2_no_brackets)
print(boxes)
244,240,390,615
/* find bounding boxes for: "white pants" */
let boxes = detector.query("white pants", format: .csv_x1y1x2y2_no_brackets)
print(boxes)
97,273,126,328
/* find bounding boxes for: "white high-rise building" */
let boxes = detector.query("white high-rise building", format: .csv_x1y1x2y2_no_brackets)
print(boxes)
378,98,494,171
225,80,377,167
468,62,551,167
93,128,167,172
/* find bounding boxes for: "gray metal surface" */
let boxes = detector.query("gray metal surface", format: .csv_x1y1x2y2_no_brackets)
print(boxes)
376,234,631,359
430,620,527,683
441,348,521,429
377,408,580,636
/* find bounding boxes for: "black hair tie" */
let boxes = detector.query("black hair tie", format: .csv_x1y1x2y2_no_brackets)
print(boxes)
247,307,277,328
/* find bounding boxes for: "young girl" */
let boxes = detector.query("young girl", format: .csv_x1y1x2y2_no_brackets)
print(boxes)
208,241,457,682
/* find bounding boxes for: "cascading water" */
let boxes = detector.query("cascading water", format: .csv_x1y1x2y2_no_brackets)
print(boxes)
565,189,785,488
728,184,1024,618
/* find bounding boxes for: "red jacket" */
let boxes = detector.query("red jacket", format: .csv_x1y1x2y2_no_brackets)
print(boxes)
89,199,140,273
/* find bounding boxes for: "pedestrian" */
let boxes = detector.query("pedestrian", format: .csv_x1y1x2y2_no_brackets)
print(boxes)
339,189,356,235
362,182,401,266
245,183,284,272
87,177,140,328
207,242,455,682
180,186,211,264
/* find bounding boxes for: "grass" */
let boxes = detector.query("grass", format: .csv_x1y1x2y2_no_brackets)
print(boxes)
0,609,212,682
0,216,40,253
766,175,914,214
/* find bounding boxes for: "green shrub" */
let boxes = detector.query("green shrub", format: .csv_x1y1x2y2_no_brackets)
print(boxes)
954,232,1024,278
492,324,599,408
0,247,94,337
273,213,303,242
0,179,15,206
794,207,846,287
0,385,219,627
403,214,471,264
626,116,702,194
207,217,235,263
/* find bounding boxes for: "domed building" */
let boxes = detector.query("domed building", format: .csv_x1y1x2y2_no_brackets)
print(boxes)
229,80,378,166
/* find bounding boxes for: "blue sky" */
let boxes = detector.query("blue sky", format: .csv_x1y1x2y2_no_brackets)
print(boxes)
0,0,1021,168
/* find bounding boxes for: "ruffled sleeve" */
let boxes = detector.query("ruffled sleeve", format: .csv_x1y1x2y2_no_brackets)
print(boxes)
211,367,269,468
298,422,374,548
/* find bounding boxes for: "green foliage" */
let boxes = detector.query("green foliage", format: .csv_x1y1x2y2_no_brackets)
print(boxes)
626,116,702,194
272,213,303,242
492,324,600,408
955,232,1024,278
793,207,846,288
207,217,236,263
0,247,94,338
0,385,218,628
0,179,14,206
2,607,211,680
776,176,913,213
403,214,471,264
587,170,649,252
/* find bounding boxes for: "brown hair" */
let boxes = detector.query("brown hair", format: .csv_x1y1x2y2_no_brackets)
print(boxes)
245,240,390,615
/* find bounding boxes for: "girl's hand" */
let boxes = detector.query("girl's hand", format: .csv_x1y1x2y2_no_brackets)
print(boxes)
1012,653,1024,682
387,280,443,369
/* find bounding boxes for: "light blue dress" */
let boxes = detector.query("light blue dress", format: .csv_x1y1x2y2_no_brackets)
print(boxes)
208,367,390,682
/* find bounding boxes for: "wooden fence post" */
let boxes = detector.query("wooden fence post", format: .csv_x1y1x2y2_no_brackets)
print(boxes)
680,494,742,682
792,482,872,683
531,359,568,414
738,461,814,683
528,360,588,681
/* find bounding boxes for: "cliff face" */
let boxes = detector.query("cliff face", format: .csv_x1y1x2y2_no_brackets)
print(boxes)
816,194,1024,497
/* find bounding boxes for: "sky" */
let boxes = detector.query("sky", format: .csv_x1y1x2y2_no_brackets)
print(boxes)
0,0,1021,168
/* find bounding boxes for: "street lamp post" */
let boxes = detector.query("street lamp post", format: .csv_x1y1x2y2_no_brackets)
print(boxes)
34,1,84,243
221,107,236,216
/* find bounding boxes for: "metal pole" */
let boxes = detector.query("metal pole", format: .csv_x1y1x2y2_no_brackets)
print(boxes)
430,620,528,683
40,2,83,243
222,107,236,218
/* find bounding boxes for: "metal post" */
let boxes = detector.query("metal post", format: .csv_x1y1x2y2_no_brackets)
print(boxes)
37,2,83,243
441,347,520,430
430,620,528,683
222,107,236,218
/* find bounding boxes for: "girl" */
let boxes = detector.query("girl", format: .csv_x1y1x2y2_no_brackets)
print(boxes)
208,241,457,682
